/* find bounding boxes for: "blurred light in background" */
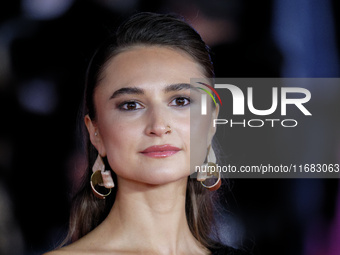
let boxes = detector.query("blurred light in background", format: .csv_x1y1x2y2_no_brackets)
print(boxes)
17,79,58,115
272,0,339,77
21,0,75,20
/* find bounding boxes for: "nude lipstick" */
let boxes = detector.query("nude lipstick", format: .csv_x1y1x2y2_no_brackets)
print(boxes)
140,144,181,158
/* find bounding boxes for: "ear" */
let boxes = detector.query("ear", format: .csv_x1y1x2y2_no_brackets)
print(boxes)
207,103,220,144
84,115,106,157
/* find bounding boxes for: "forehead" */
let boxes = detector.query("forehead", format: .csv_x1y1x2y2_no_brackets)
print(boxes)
97,46,205,91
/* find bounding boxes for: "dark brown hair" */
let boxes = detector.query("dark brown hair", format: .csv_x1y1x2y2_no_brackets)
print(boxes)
65,12,219,249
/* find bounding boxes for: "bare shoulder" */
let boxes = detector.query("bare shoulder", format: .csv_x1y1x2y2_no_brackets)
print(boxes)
42,224,125,254
43,248,74,255
43,233,109,255
43,241,92,255
43,244,128,255
42,237,92,255
43,245,90,255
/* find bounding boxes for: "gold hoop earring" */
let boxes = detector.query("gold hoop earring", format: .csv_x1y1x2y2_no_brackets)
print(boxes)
90,154,114,199
197,146,221,191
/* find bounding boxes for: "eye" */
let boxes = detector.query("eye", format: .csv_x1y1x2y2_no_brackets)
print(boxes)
169,97,190,107
118,101,144,111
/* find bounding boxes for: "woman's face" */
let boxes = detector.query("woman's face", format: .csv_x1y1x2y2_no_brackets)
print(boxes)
86,46,217,185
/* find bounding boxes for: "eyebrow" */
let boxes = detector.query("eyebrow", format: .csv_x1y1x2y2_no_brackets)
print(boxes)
109,87,144,99
164,83,193,93
109,83,198,99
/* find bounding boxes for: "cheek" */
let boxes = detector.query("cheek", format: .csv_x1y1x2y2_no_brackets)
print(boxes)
189,110,215,173
103,118,139,145
100,120,142,176
98,112,140,157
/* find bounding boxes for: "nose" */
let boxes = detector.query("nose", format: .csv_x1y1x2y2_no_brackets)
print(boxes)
145,107,172,137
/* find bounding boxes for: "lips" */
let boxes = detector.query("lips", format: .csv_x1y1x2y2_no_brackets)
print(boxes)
140,144,181,158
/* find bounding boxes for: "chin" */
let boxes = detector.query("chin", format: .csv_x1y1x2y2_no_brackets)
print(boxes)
141,169,189,186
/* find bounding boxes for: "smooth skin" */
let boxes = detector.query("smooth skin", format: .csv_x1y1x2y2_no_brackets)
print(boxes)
46,46,218,255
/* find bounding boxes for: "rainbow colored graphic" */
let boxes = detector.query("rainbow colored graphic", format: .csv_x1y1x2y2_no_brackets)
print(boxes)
196,82,223,106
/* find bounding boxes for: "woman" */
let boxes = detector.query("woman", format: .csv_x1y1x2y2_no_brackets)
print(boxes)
46,12,246,255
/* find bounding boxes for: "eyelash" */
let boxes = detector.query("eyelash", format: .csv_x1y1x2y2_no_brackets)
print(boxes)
118,101,144,111
169,97,191,107
117,96,191,111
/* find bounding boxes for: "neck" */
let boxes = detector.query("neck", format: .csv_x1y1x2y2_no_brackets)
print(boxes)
101,177,208,254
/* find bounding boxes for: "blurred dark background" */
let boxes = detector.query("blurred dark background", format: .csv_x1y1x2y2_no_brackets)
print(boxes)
0,0,339,254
